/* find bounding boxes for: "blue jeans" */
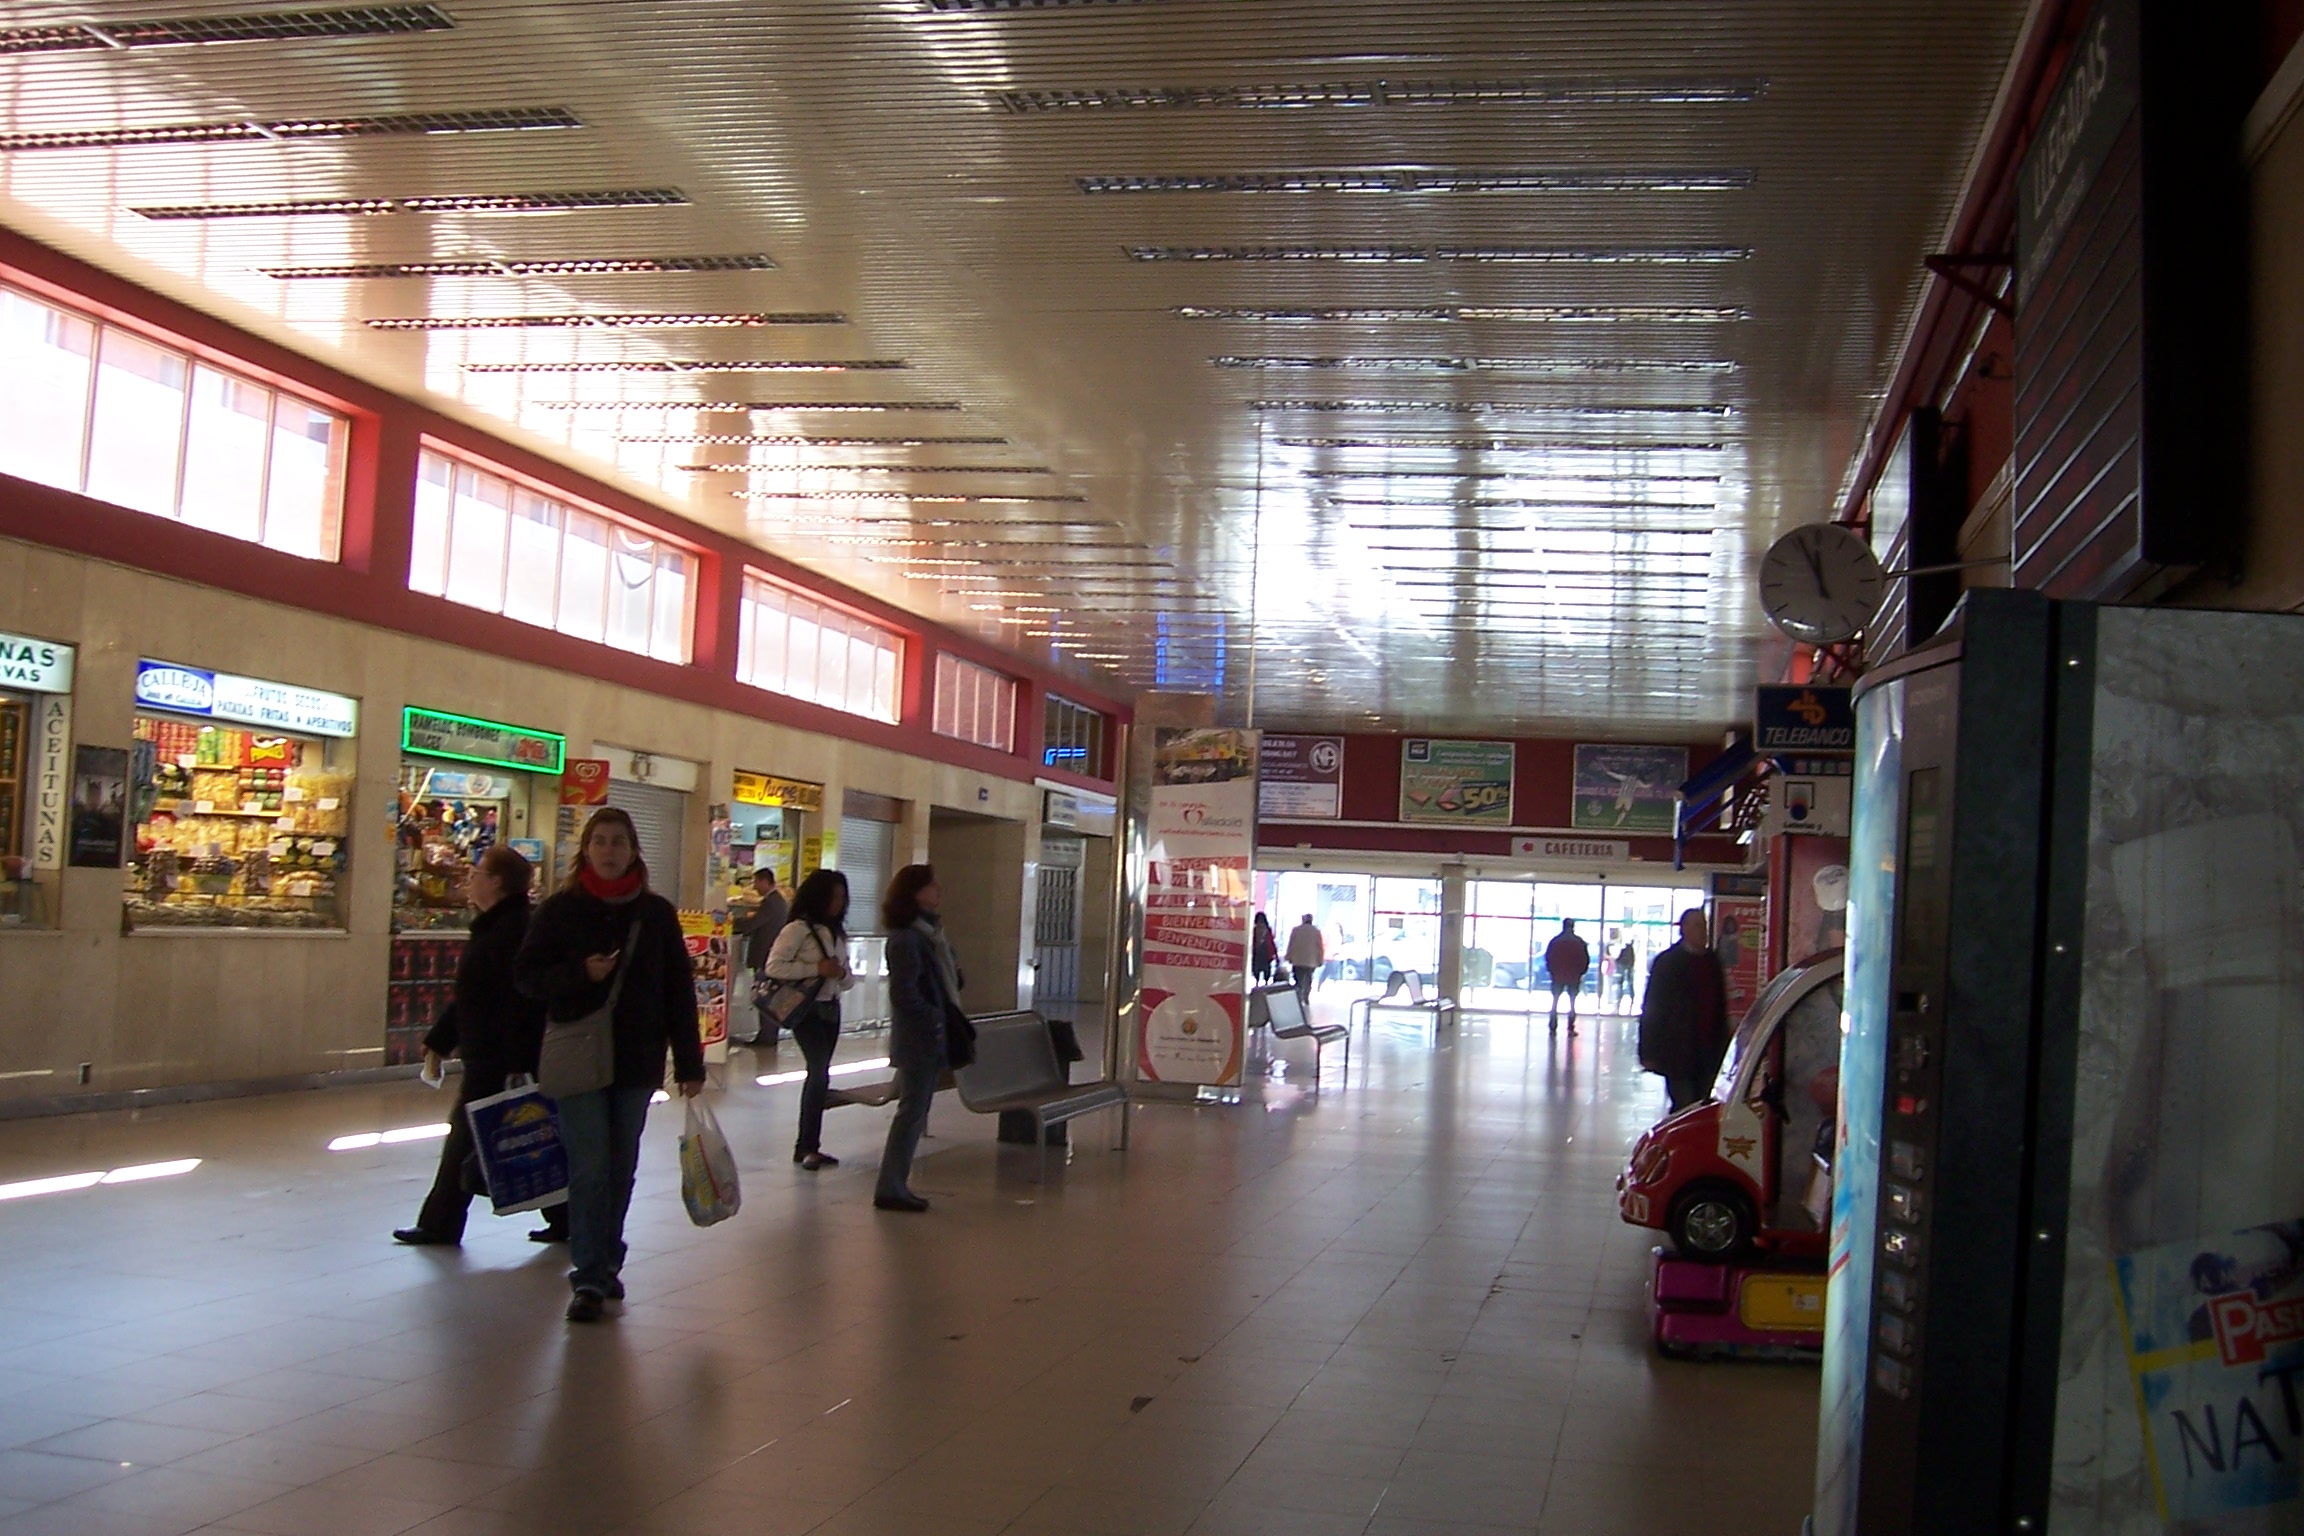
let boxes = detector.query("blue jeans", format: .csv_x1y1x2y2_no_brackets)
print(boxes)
876,1057,941,1200
556,1084,653,1295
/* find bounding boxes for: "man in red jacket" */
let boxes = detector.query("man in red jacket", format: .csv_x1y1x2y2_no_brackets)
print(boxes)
1544,918,1591,1036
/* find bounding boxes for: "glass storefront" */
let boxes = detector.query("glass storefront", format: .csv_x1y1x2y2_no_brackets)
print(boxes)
126,660,356,931
728,769,822,897
0,630,75,927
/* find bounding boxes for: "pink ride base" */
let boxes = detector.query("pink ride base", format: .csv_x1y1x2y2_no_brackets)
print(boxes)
1648,1248,1827,1360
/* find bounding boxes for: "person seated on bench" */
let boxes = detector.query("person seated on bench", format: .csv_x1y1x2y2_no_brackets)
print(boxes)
875,864,976,1214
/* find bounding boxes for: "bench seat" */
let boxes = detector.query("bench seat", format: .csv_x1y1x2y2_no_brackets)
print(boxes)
1252,984,1350,1086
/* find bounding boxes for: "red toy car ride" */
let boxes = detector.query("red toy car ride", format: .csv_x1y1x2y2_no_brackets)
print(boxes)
1618,951,1844,1262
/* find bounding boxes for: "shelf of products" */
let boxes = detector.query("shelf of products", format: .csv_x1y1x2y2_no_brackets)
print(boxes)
129,716,351,931
393,763,516,933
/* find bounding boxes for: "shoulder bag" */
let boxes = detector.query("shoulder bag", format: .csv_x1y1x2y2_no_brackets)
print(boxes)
537,918,643,1099
757,924,831,1027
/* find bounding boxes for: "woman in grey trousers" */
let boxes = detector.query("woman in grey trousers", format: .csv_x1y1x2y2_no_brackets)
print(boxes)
874,863,967,1212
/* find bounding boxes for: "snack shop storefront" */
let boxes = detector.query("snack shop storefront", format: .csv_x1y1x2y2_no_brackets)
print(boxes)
388,706,566,1065
127,660,357,931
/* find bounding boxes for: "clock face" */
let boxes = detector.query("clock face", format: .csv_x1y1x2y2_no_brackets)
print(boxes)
1758,523,1886,645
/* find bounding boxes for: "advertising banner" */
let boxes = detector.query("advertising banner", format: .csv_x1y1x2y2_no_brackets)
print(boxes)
1572,743,1689,833
402,707,565,773
1711,894,1770,1023
67,744,126,869
1141,727,1257,1086
679,908,731,1058
134,659,357,738
1399,738,1514,825
732,770,823,811
559,759,611,806
1259,734,1344,820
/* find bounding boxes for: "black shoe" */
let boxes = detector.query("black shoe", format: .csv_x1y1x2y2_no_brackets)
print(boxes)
603,1278,625,1301
800,1152,833,1171
393,1227,457,1247
874,1192,930,1213
529,1225,568,1243
566,1290,606,1323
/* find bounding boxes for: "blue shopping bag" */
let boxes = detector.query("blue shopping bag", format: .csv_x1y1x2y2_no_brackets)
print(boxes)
464,1080,569,1216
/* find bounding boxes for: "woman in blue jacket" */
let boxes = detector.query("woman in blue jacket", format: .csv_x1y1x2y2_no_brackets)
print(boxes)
874,863,972,1212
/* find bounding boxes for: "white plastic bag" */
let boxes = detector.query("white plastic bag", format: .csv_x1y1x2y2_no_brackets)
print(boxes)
678,1096,741,1227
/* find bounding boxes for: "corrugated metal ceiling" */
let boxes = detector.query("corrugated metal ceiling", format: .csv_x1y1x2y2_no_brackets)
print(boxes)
0,0,2029,733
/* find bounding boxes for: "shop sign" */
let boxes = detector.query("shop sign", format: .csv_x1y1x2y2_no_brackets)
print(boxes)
1755,686,1855,752
1260,733,1345,820
1043,791,1079,829
1400,738,1514,826
560,759,611,806
134,660,357,738
1514,836,1630,863
732,770,823,811
401,707,565,774
0,631,74,694
1571,743,1688,834
29,695,70,870
1764,756,1854,838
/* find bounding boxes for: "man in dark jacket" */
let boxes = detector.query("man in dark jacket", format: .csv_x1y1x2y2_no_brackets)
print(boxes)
1544,919,1591,1035
1639,906,1731,1116
730,869,789,1045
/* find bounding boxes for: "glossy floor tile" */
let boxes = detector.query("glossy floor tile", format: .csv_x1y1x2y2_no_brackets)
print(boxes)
0,1005,1819,1535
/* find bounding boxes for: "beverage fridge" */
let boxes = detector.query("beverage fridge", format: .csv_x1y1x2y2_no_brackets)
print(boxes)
1812,589,2303,1536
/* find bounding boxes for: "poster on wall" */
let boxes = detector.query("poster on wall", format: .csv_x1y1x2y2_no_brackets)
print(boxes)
1399,738,1514,826
1259,734,1344,820
1711,894,1770,1023
679,909,730,1063
1572,743,1689,833
1784,834,1852,965
68,745,127,868
1140,727,1257,1087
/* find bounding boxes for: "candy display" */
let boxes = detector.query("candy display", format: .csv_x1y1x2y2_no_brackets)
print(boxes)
393,764,509,932
127,715,352,930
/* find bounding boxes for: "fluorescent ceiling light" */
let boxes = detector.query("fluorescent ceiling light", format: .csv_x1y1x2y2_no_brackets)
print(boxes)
328,1123,449,1151
1083,169,1751,194
134,188,684,220
1219,356,1738,374
1254,400,1732,416
621,433,1004,446
684,462,1047,473
0,1158,201,1201
0,107,579,153
760,1056,891,1086
1,5,451,52
372,312,844,331
737,490,1081,503
1003,79,1764,112
1134,244,1745,264
546,399,959,412
1176,305,1746,323
101,1159,203,1183
471,359,899,374
267,254,770,279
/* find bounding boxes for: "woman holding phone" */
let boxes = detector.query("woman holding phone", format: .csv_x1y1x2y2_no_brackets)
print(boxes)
515,807,704,1322
759,869,854,1170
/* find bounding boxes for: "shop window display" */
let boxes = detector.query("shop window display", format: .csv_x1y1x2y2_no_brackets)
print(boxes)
128,717,351,929
392,764,511,930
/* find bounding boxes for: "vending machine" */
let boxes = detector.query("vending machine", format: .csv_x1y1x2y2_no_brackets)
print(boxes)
1813,590,2304,1536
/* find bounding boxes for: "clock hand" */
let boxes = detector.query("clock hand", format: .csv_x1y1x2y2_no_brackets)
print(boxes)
1803,542,1830,596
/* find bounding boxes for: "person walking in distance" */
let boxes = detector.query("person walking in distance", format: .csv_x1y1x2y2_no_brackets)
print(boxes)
515,808,704,1323
1615,937,1638,1010
730,868,789,1046
1638,907,1731,1116
394,845,566,1247
1251,912,1278,986
760,870,853,1171
1544,918,1591,1036
1285,914,1325,1010
875,864,974,1213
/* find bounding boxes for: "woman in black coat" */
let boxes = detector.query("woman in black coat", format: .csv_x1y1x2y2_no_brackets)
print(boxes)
874,863,969,1213
515,807,705,1322
394,844,558,1246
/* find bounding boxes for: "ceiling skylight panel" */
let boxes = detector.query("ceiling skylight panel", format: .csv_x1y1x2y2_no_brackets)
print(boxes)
266,254,771,279
135,188,687,220
1134,245,1747,264
0,107,579,152
0,5,452,52
1082,170,1751,194
369,312,843,331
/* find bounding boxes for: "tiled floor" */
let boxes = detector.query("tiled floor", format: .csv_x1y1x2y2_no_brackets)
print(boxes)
0,1004,1819,1536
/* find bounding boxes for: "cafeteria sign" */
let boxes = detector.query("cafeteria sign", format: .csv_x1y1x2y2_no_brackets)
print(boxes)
402,707,566,774
1399,739,1514,826
733,770,823,812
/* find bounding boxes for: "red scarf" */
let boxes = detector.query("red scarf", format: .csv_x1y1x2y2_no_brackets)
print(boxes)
577,864,645,903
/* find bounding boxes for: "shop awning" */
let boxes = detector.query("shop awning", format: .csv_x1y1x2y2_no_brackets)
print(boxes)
1673,739,1759,869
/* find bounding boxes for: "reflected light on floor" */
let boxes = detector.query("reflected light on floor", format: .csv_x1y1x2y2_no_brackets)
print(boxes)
326,1124,450,1152
757,1056,891,1087
0,1159,202,1201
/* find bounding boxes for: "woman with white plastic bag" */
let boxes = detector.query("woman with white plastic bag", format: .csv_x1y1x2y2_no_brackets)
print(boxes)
679,1096,741,1225
757,870,854,1171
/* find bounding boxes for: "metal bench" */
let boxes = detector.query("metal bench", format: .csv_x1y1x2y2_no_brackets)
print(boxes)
1349,969,1461,1033
1250,982,1350,1087
954,1011,1130,1181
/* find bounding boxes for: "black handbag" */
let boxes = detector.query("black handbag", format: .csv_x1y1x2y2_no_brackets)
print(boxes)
537,919,642,1098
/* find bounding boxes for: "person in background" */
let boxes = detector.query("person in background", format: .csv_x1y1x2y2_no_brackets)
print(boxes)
395,845,565,1247
1638,907,1731,1116
1616,937,1638,1009
1251,912,1278,985
730,868,790,1046
761,869,853,1171
1544,918,1591,1037
1285,913,1325,1010
876,864,968,1213
516,807,704,1323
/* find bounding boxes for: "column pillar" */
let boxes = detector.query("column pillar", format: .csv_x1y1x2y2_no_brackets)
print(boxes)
1437,862,1467,1006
